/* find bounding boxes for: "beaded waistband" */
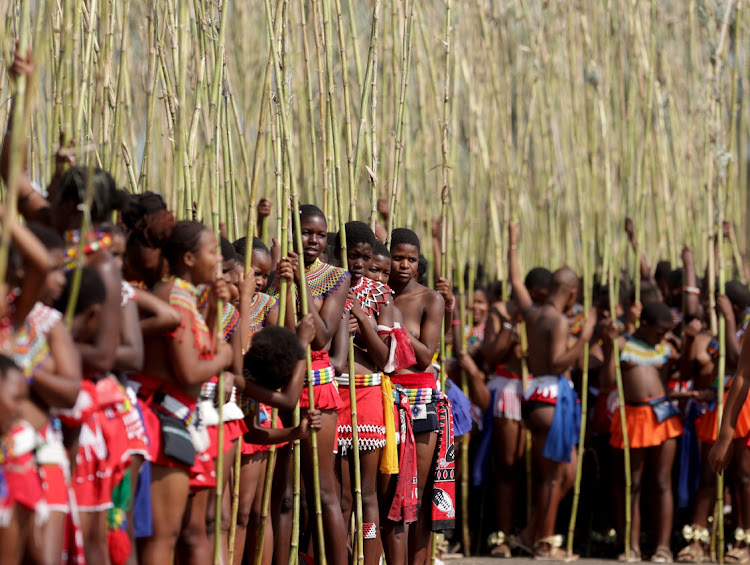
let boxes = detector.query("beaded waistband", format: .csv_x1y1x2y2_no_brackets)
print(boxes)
394,387,435,405
306,365,335,386
336,373,382,387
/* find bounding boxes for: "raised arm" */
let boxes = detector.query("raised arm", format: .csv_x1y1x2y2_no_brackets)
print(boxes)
716,294,740,367
549,308,596,375
625,217,651,281
479,306,517,372
508,221,533,316
682,246,700,320
7,216,53,326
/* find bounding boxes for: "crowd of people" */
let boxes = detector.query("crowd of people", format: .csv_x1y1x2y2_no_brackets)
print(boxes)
1,54,750,565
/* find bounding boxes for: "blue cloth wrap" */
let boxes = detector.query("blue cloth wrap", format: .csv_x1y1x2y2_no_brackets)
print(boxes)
133,461,153,538
542,376,581,463
133,403,154,538
677,401,701,509
472,390,497,486
445,379,473,437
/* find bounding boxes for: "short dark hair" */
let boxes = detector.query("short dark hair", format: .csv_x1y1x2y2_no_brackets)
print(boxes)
640,300,673,326
668,268,684,290
417,254,428,280
299,204,326,223
244,326,305,390
726,280,750,311
220,237,236,263
390,228,420,252
232,237,248,257
235,237,271,260
57,167,129,224
634,281,662,305
27,223,65,251
654,261,672,283
525,267,552,292
372,241,390,259
252,237,270,256
54,267,107,316
336,221,376,249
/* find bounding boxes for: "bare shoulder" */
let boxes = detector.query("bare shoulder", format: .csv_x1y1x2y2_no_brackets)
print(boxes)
153,279,173,302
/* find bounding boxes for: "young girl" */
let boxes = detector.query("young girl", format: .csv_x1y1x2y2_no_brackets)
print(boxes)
128,219,233,565
388,228,451,565
270,205,350,565
604,301,682,562
230,237,282,565
330,221,397,565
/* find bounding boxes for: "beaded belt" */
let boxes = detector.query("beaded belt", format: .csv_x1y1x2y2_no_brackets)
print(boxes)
393,387,434,405
336,373,382,387
306,365,335,386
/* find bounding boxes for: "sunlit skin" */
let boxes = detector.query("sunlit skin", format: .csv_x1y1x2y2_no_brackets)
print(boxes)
273,212,350,565
387,241,445,565
603,317,679,559
138,227,233,565
330,239,394,565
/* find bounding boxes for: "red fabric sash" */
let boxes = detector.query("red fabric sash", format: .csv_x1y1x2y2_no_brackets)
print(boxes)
311,349,331,370
387,387,418,524
390,372,437,391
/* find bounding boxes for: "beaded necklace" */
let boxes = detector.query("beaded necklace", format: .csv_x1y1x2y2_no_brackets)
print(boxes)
196,286,241,341
221,302,240,341
248,293,277,335
269,258,349,311
345,275,392,318
167,277,214,360
620,336,671,367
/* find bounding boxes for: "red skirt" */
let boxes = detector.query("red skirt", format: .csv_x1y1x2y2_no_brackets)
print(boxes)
300,350,344,412
337,382,386,454
241,405,285,456
610,402,683,449
74,410,114,512
590,387,617,435
35,422,70,513
697,387,750,444
189,447,216,490
3,422,44,512
207,419,248,459
131,375,198,475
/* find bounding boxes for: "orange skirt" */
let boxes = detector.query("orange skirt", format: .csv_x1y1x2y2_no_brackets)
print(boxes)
696,392,750,444
609,403,683,449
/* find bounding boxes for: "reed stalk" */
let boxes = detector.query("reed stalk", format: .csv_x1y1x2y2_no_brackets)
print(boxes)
0,0,32,289
227,439,242,564
385,0,415,240
262,0,327,561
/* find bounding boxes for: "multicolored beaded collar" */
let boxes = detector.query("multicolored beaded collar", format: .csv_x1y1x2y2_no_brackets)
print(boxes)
620,335,671,367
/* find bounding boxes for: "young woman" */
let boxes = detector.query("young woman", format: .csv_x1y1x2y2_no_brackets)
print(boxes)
388,228,449,565
330,222,397,565
127,218,233,565
270,205,350,565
